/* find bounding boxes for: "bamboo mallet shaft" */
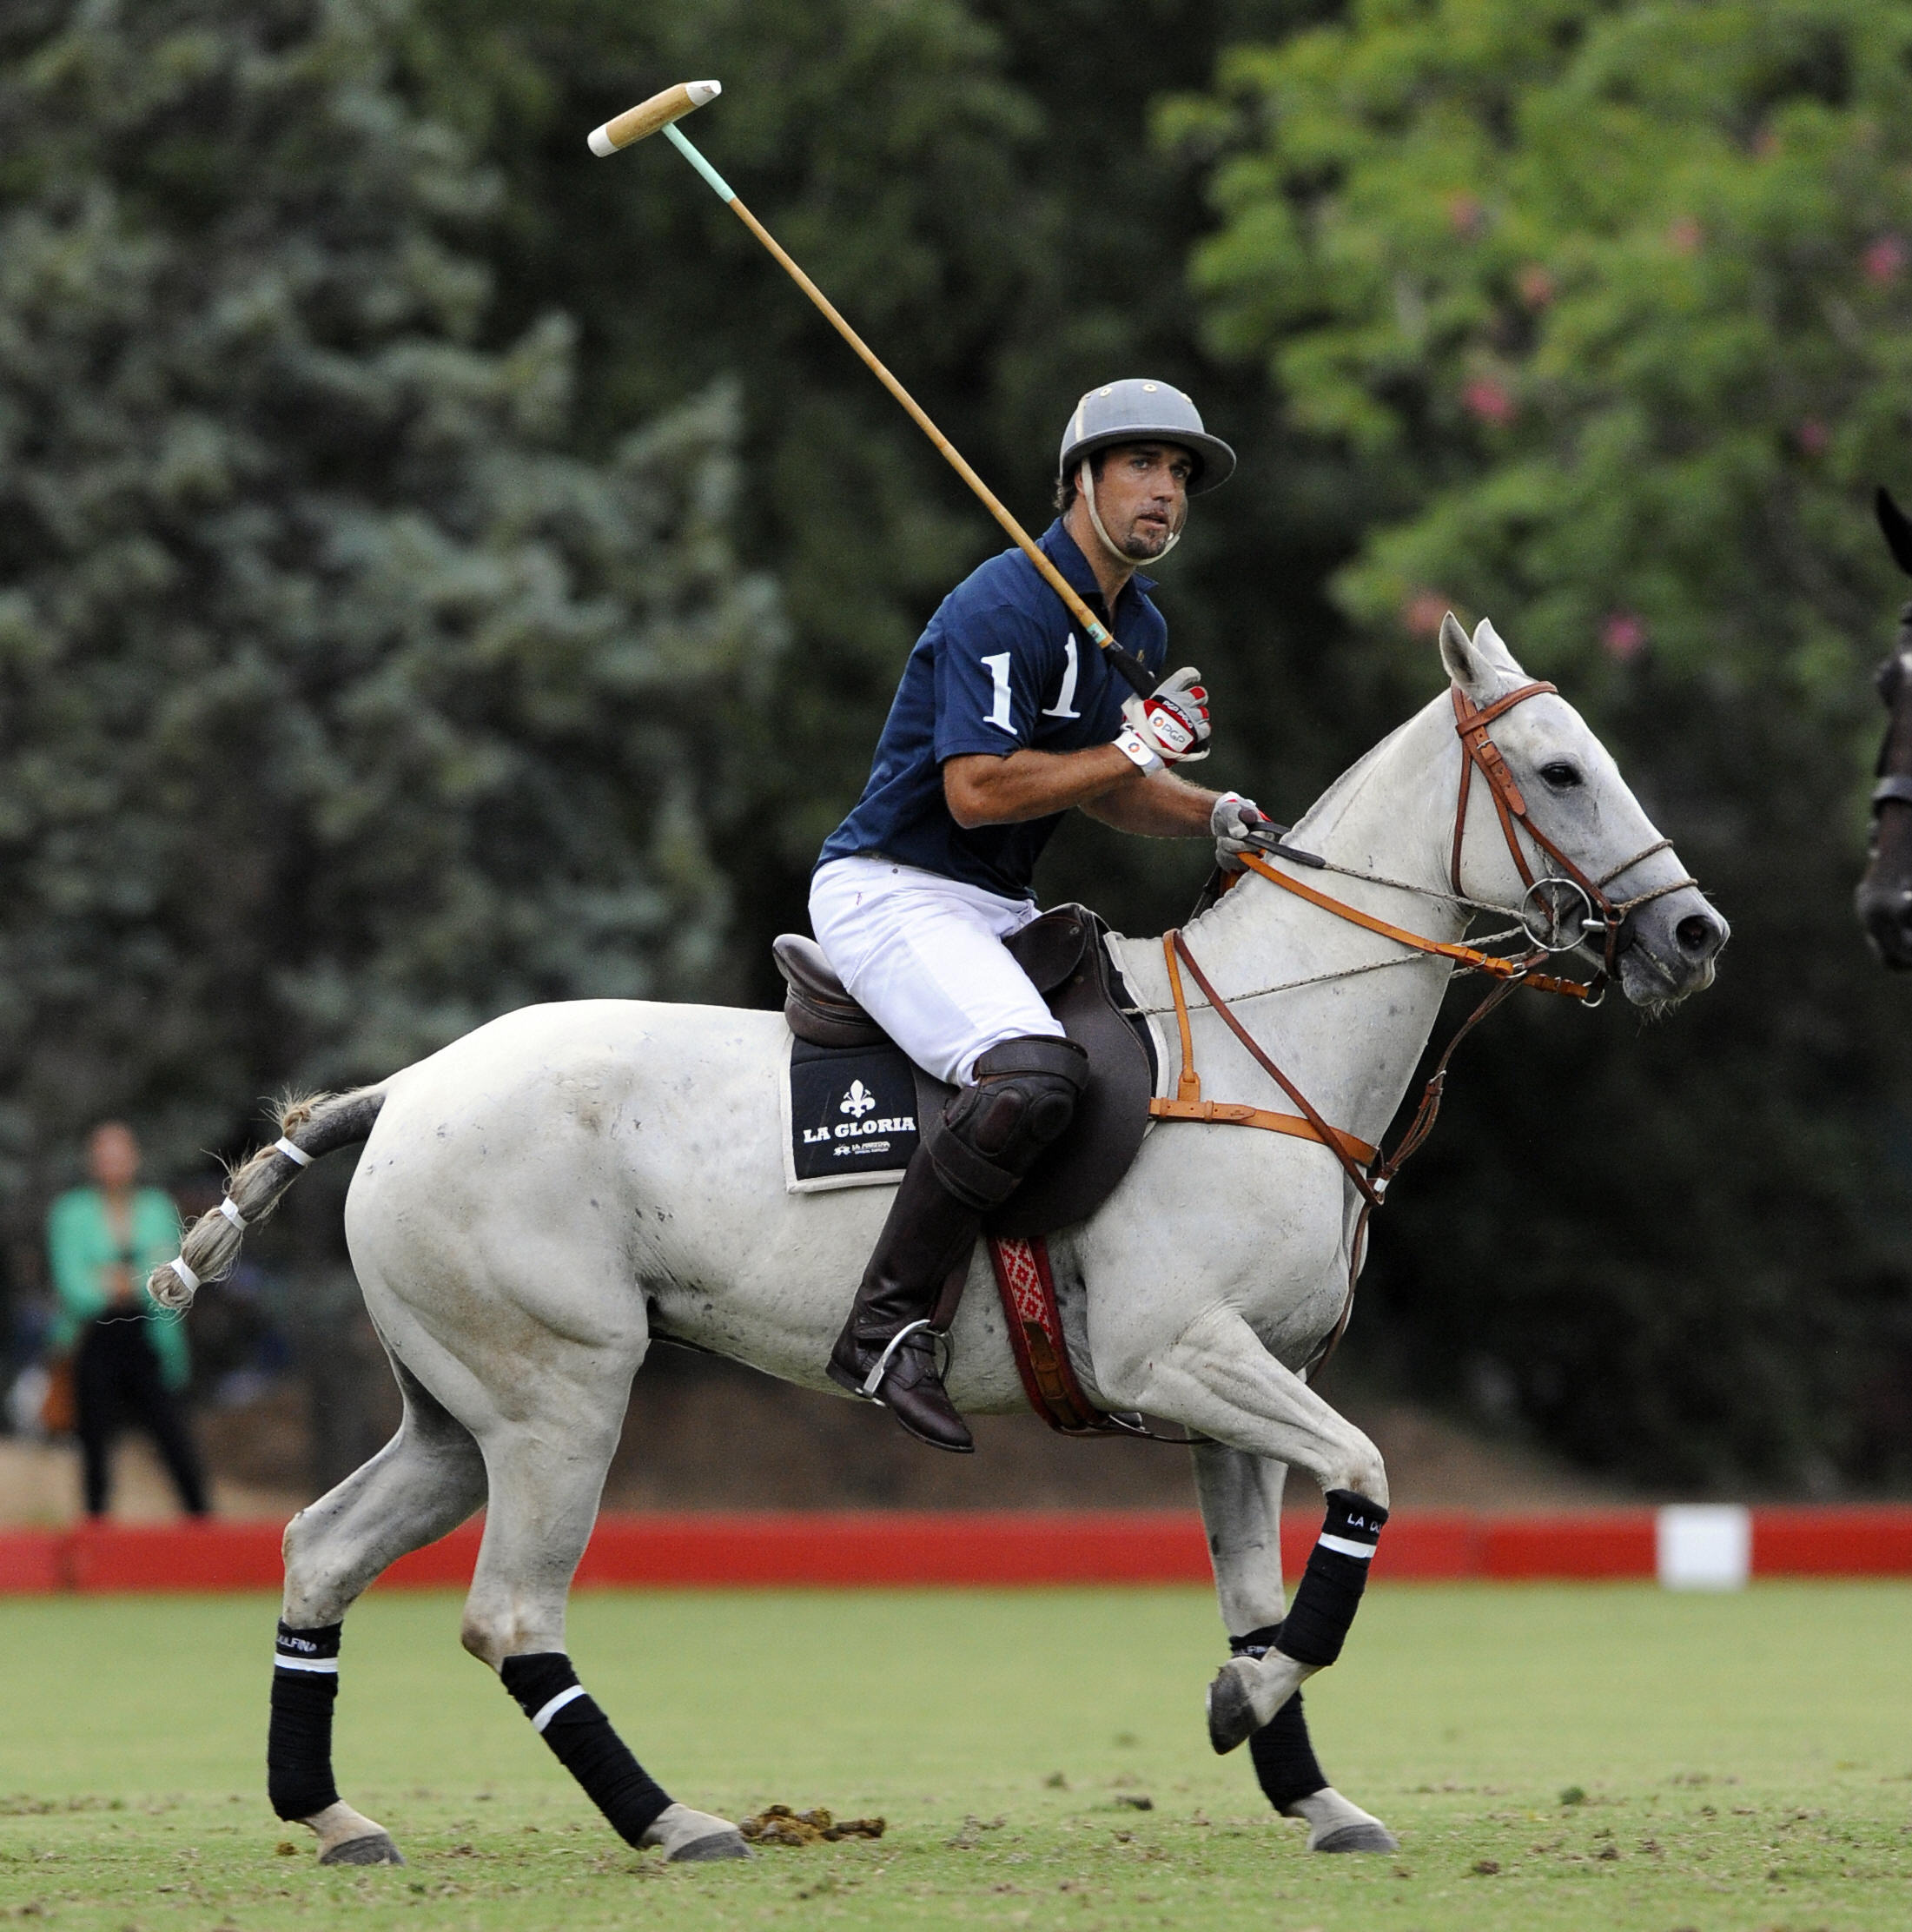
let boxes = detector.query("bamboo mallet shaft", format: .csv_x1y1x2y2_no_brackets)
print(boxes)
588,83,1154,694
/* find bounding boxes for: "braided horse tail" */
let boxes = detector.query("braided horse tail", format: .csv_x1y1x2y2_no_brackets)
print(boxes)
146,1088,387,1312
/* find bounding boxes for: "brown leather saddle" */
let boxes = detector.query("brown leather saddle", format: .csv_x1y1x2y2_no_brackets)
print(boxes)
773,905,1157,1237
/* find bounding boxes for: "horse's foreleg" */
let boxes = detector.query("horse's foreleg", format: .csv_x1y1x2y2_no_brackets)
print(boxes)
274,1360,488,1865
1192,1442,1398,1854
1126,1307,1390,1756
459,1395,750,1865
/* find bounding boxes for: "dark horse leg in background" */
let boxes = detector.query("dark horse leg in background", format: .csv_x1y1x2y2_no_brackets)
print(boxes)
1854,488,1912,966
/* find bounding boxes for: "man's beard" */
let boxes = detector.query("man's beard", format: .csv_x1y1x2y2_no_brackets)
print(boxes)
1112,513,1176,560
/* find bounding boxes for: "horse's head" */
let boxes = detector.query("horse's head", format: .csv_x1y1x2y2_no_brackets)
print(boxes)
1855,488,1912,968
1437,612,1728,1009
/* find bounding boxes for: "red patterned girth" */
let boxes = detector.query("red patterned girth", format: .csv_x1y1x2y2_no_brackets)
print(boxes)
985,1235,1114,1435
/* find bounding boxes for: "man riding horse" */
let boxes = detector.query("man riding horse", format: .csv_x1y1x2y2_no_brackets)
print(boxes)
813,379,1269,1450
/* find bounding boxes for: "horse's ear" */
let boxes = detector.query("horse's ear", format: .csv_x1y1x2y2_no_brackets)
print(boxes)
1877,487,1912,579
1470,615,1524,678
1439,610,1521,698
1438,612,1474,686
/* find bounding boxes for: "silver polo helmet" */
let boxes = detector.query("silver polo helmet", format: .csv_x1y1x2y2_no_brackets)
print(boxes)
1057,380,1236,494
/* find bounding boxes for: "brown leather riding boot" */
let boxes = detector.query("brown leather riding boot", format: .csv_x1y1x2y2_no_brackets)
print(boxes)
826,1149,981,1452
826,1034,1089,1453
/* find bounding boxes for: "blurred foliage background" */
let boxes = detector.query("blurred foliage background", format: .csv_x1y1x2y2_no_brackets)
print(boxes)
3,0,1912,1490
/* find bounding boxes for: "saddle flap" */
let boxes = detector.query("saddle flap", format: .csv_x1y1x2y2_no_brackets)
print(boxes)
989,910,1156,1240
772,910,1155,1236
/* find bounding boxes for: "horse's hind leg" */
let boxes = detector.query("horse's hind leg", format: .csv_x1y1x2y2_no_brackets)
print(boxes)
458,1390,750,1864
1192,1441,1398,1855
273,1359,488,1866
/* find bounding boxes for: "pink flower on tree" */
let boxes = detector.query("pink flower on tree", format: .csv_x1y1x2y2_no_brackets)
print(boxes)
1448,194,1486,240
1796,418,1829,456
1666,216,1703,255
1602,612,1646,662
1865,235,1906,286
1517,264,1556,308
1402,592,1452,637
1462,377,1516,427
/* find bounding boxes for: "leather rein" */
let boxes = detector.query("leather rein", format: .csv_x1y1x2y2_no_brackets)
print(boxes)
1148,678,1696,1371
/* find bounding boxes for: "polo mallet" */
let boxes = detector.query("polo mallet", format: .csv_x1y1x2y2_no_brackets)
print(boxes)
589,81,1155,697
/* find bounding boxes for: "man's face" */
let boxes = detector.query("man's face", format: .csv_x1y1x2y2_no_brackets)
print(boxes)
1088,441,1194,559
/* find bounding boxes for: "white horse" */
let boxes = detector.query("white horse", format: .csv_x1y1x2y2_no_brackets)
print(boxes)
156,614,1723,1867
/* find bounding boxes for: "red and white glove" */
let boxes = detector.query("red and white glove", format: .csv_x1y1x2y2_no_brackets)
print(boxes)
1115,667,1211,771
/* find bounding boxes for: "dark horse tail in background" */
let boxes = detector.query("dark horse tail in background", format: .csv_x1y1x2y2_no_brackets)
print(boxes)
1856,488,1912,964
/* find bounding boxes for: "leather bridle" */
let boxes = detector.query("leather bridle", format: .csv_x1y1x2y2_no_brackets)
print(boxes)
1449,681,1694,991
1153,677,1699,1372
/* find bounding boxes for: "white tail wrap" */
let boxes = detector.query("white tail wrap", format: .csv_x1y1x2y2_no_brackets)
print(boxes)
167,1254,201,1294
273,1136,312,1167
219,1197,248,1228
588,79,721,157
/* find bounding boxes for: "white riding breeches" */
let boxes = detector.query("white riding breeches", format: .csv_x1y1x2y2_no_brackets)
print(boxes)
809,857,1067,1087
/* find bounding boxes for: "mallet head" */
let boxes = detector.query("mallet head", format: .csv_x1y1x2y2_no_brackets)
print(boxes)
588,81,721,158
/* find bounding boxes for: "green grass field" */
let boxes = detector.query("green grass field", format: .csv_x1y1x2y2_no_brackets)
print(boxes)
0,1583,1907,1930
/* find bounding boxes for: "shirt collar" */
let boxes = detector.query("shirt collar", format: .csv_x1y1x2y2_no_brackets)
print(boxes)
1037,519,1155,605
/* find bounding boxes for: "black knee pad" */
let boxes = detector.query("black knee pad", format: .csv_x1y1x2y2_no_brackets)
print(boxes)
927,1035,1088,1208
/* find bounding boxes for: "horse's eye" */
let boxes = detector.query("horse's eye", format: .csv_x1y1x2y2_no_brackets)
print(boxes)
1539,762,1583,790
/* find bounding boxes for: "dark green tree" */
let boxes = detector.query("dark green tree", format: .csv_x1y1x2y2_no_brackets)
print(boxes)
1169,0,1912,1484
0,0,779,1221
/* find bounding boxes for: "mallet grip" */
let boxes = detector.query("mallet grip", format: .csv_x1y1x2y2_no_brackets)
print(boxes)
588,81,721,157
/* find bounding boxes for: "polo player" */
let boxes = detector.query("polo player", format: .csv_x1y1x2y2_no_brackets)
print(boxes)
812,380,1271,1450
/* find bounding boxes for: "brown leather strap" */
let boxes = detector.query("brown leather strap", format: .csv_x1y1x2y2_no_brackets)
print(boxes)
1148,1095,1377,1164
1170,930,1380,1207
1161,932,1202,1102
1234,852,1532,980
1450,683,1626,980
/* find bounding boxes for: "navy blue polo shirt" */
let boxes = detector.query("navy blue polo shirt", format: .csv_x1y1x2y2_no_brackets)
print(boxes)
817,520,1168,901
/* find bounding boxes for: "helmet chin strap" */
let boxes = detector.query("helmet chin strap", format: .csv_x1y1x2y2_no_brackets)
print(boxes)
1081,460,1182,566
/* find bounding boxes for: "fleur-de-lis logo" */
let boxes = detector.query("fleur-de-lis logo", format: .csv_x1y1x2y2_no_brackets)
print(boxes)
840,1080,877,1119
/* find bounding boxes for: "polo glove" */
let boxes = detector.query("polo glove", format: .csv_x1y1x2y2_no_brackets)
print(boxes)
1119,667,1212,769
1212,792,1274,870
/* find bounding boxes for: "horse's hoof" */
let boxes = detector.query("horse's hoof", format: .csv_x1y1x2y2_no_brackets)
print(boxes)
318,1831,405,1867
1311,1821,1399,1855
668,1829,751,1863
1206,1659,1257,1754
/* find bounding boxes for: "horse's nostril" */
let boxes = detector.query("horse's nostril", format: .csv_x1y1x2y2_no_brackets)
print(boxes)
1675,914,1719,958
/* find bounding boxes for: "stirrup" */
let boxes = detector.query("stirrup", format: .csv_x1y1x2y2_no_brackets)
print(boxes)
856,1318,952,1403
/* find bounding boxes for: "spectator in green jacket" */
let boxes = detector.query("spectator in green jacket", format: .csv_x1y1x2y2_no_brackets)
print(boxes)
47,1122,207,1518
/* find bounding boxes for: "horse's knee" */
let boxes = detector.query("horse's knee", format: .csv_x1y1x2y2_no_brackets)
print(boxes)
281,1506,355,1628
1322,1432,1387,1509
461,1586,561,1669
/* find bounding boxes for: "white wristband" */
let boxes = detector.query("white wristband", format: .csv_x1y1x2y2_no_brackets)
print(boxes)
1114,724,1165,773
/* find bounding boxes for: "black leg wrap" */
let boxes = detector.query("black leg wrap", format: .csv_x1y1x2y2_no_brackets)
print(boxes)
500,1652,672,1845
1231,1622,1328,1810
1275,1490,1388,1669
268,1620,342,1821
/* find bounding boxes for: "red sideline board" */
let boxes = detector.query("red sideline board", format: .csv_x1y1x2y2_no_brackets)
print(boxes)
0,1507,1910,1593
